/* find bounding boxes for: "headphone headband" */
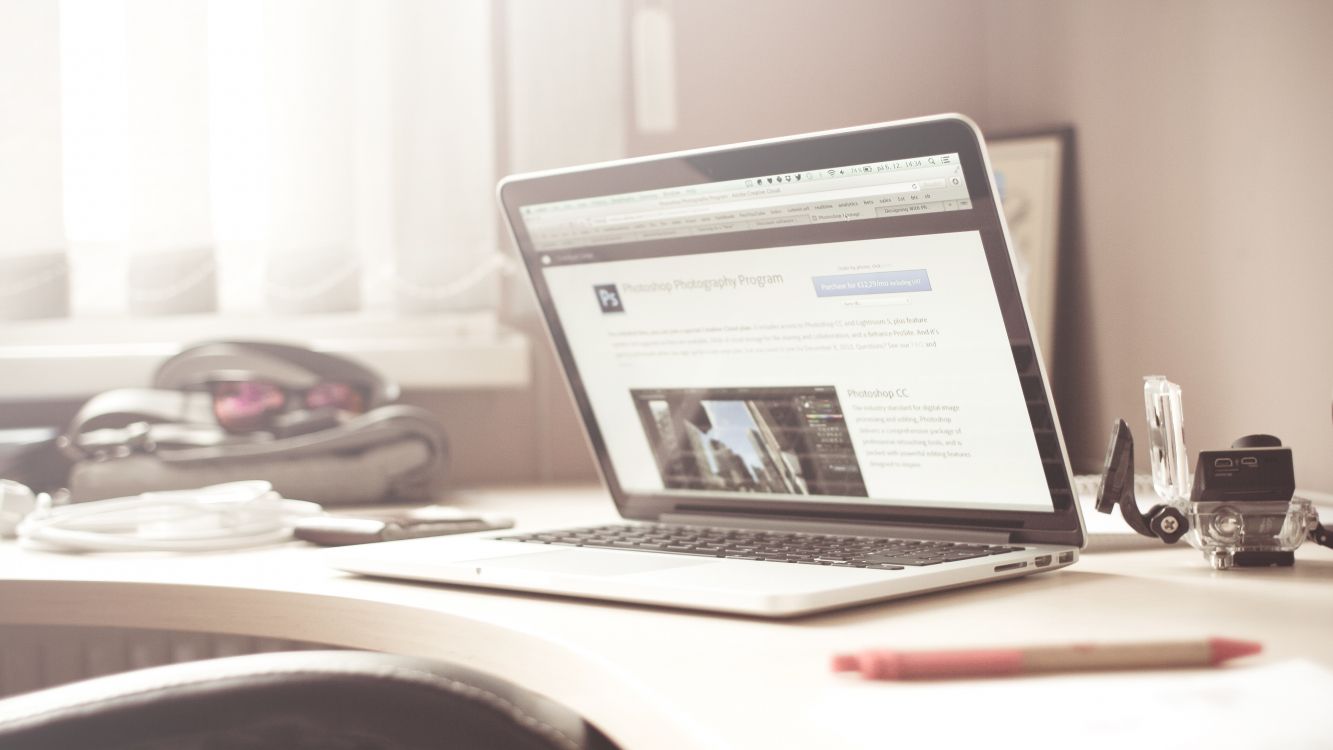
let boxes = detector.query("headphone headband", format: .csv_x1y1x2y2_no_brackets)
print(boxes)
153,341,399,407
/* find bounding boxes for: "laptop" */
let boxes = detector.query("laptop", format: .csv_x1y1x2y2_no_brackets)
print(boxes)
328,114,1086,617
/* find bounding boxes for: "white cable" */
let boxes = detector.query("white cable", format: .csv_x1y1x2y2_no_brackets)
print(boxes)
0,480,38,538
15,481,323,553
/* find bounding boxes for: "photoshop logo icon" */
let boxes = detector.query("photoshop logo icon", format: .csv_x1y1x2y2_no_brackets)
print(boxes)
594,284,624,313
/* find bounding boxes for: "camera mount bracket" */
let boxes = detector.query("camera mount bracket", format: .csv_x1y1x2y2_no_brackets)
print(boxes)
1094,419,1189,544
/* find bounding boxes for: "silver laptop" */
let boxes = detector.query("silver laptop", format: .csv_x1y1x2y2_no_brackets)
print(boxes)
328,114,1085,617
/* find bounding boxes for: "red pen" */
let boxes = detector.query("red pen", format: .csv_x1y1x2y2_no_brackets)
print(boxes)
831,637,1262,680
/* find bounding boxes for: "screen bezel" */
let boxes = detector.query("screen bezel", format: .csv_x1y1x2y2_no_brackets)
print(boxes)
499,115,1083,547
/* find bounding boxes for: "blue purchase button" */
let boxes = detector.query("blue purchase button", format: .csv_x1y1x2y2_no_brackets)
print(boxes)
811,269,932,297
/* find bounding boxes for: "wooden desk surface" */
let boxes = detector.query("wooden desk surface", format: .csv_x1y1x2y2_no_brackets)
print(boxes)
3,485,1332,749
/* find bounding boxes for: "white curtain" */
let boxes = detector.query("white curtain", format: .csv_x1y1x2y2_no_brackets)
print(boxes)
124,0,214,315
2,0,629,323
0,0,67,320
388,0,499,314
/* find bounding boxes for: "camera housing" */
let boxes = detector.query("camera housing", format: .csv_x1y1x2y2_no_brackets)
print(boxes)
1096,421,1321,570
1189,445,1304,568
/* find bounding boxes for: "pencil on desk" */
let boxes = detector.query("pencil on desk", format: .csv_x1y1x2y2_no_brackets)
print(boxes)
832,638,1263,680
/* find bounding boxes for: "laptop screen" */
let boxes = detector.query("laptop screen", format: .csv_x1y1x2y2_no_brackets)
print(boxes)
501,117,1077,531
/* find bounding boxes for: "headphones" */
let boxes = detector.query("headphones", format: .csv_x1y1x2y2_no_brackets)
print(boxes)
58,340,448,505
62,341,400,460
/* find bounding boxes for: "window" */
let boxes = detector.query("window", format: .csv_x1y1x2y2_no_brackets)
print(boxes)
0,0,633,396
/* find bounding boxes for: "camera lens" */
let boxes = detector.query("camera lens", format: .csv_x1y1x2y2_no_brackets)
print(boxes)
1209,507,1243,542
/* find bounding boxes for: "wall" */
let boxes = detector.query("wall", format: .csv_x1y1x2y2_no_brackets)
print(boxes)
982,0,1333,488
629,0,991,154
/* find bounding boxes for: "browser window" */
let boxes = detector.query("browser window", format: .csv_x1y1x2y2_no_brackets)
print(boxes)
521,155,1053,513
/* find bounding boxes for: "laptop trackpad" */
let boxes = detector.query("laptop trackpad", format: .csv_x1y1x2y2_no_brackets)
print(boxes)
474,549,713,576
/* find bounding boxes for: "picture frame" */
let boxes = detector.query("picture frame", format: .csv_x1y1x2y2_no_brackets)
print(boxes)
987,128,1072,374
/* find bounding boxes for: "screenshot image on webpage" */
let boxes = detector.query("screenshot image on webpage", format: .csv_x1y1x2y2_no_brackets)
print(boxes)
630,386,868,497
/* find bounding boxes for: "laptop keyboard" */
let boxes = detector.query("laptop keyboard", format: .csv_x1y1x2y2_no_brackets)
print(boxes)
498,524,1025,569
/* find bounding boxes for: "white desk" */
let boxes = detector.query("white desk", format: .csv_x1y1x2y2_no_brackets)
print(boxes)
3,484,1332,749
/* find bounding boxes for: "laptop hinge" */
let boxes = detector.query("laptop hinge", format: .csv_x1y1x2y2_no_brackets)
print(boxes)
658,513,1012,545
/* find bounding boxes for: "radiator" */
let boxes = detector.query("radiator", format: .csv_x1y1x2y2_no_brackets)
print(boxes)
0,624,334,697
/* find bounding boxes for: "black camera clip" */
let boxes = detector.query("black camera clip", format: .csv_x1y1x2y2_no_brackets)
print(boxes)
1094,420,1189,544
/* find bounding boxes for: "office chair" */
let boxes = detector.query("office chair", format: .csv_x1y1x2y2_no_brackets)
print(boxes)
0,650,620,750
